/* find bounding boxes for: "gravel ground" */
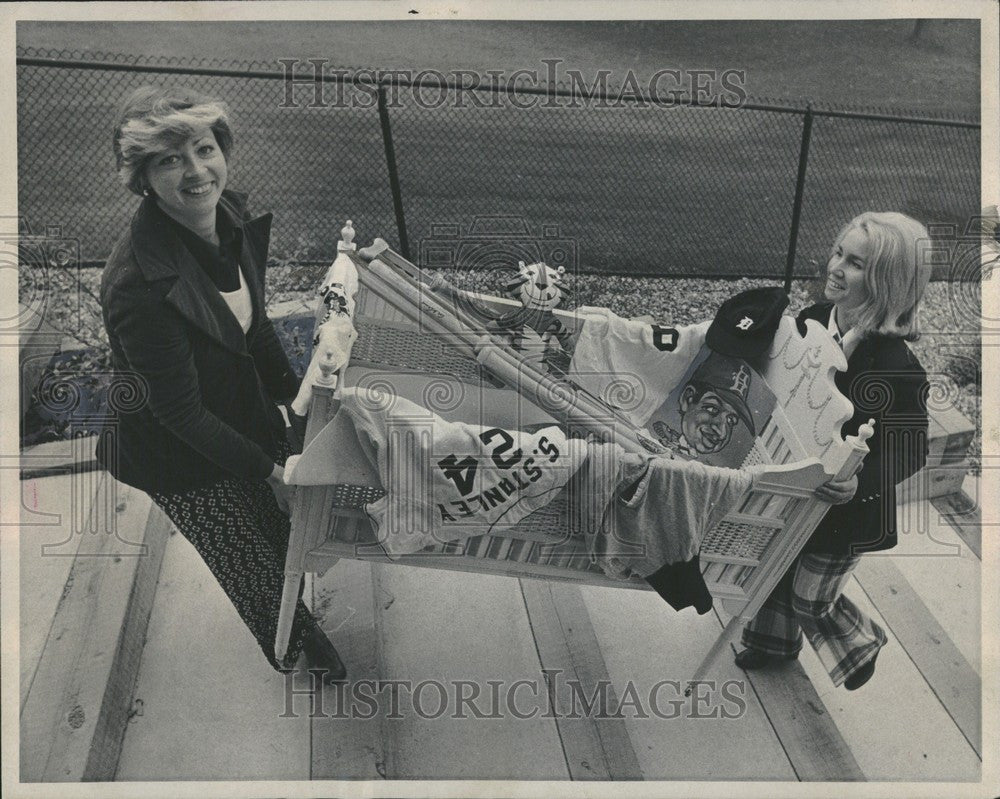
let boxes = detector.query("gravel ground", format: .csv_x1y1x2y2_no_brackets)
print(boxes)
25,264,982,472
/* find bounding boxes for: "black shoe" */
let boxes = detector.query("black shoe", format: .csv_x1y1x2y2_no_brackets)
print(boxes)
302,621,348,684
734,648,799,671
844,655,877,691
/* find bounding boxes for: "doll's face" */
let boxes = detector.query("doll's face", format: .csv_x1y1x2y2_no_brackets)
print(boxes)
312,314,357,371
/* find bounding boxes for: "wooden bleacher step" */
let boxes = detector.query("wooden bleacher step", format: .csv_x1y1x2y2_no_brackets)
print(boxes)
20,474,171,781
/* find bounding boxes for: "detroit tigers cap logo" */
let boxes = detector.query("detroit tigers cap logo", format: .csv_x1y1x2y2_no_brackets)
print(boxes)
729,363,751,398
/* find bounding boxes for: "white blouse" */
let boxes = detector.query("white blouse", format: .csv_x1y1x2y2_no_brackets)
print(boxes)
219,266,253,334
827,305,861,360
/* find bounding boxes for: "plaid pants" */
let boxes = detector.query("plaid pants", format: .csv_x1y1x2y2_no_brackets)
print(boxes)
149,439,314,672
741,553,887,687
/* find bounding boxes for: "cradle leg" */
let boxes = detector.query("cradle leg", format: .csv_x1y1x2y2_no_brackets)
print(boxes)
686,613,744,696
275,570,303,665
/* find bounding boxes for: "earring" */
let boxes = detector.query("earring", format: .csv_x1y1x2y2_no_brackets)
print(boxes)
142,188,150,197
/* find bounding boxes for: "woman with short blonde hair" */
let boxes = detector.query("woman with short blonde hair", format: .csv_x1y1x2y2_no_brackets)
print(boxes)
113,85,234,197
97,85,346,682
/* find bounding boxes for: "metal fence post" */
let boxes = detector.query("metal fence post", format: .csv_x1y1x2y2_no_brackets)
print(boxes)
377,81,411,260
784,103,814,292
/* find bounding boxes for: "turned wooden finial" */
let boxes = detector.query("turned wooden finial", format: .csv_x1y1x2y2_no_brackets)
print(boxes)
337,220,357,252
857,418,876,444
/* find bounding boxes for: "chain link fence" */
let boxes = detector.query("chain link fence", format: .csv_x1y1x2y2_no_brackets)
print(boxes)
16,54,395,266
16,48,981,281
796,111,981,279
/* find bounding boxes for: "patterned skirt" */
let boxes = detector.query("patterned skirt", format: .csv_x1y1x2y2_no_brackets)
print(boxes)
149,440,315,671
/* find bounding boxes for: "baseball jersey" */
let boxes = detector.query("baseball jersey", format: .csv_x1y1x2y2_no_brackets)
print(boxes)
567,306,711,426
339,387,589,556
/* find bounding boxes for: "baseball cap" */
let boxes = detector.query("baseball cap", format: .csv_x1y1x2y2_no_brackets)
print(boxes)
706,286,789,359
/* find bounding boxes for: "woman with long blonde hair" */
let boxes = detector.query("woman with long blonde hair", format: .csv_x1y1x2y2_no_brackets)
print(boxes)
735,211,932,691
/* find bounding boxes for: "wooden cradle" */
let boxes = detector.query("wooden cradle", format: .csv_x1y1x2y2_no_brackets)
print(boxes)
275,237,872,685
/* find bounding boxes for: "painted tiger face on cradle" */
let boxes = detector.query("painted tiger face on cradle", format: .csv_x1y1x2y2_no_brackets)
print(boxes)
503,261,570,312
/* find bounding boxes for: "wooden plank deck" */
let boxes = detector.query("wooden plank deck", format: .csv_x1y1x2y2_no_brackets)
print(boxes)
19,472,170,781
18,465,984,784
18,435,100,481
310,559,385,780
369,565,570,780
520,581,643,780
798,581,982,781
855,556,981,758
931,490,982,560
708,608,865,781
114,530,312,780
579,582,798,780
19,472,94,711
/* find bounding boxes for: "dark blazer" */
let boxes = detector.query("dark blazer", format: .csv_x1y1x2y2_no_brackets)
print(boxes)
797,303,929,555
95,190,301,494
